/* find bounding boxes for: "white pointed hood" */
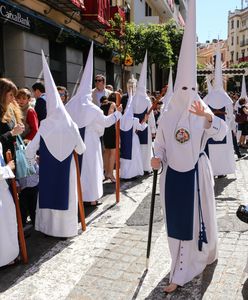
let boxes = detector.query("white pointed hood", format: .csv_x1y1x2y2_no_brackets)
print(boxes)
133,51,151,114
120,90,134,131
169,0,199,116
161,67,174,113
204,44,232,108
39,50,80,161
66,42,100,128
240,75,248,99
158,0,203,172
206,76,213,93
235,75,248,111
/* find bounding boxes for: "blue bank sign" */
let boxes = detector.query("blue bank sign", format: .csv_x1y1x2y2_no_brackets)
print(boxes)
0,3,31,29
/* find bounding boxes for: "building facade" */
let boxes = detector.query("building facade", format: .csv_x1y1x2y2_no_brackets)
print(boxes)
126,0,187,91
227,6,248,65
197,40,228,67
0,0,125,93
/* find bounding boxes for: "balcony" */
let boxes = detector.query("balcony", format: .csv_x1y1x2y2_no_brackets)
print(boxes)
240,39,248,47
41,0,85,14
81,0,111,29
239,56,248,62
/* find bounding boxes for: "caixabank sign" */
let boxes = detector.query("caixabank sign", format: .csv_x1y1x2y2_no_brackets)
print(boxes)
0,1,31,29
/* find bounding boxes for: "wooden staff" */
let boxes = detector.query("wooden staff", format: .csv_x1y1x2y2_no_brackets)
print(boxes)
73,151,86,231
115,92,121,203
6,150,28,264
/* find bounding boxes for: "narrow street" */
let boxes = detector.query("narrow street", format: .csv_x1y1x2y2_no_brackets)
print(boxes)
1,150,248,300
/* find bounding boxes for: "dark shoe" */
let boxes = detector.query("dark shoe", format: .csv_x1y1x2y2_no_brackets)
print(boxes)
238,153,246,159
236,205,248,223
217,175,227,178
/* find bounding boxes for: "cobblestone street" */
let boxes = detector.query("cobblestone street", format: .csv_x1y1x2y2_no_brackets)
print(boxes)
1,153,248,300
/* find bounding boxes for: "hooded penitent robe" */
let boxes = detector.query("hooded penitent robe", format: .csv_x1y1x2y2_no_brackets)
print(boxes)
0,142,19,266
133,52,156,172
203,47,235,176
120,93,147,179
66,42,121,202
26,51,86,237
154,0,228,286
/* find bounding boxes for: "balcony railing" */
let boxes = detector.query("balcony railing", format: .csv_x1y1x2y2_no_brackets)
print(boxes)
239,56,248,62
81,0,111,29
240,39,248,47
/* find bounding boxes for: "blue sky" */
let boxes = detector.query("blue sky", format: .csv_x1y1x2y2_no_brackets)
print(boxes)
196,0,243,42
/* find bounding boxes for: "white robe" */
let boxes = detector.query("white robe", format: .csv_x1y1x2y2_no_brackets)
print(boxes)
0,146,19,267
82,110,122,202
120,118,147,179
140,106,156,173
26,132,85,237
204,95,236,176
155,112,227,286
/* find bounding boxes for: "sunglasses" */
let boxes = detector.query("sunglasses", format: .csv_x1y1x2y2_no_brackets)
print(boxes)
59,93,66,97
95,79,103,82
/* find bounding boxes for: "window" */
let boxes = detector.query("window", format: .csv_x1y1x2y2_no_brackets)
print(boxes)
49,41,67,86
237,36,239,44
231,36,234,46
242,50,245,58
145,2,152,16
237,20,240,28
236,52,239,60
231,51,234,62
231,20,234,29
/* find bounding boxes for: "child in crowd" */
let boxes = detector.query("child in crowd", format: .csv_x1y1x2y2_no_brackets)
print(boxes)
16,88,39,227
16,88,38,143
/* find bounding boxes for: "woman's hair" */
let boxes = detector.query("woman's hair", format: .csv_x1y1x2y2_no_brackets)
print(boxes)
108,92,116,103
239,98,246,106
100,95,108,104
0,78,18,122
16,88,31,100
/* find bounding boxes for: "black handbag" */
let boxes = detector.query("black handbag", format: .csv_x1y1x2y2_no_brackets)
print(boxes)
236,205,248,224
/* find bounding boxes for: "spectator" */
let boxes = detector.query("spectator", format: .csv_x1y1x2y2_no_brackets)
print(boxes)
57,86,69,105
32,81,46,125
92,74,112,107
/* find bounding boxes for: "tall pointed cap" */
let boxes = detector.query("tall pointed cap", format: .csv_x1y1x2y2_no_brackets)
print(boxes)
161,67,174,113
174,0,196,91
240,75,247,98
75,41,94,103
213,44,224,91
40,50,79,161
136,51,147,96
120,90,134,131
133,51,151,114
66,42,99,128
206,76,213,93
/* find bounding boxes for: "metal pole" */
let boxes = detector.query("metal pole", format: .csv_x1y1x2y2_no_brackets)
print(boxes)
146,169,158,269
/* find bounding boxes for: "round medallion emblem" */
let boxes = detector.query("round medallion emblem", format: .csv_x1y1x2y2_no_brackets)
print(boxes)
175,128,190,144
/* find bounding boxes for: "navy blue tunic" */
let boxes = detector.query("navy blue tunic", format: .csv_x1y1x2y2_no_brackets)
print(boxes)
205,106,226,157
39,138,72,210
77,127,85,173
120,127,133,160
134,108,148,144
165,166,195,240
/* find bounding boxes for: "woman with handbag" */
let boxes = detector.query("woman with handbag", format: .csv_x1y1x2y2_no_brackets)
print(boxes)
0,78,24,161
236,98,248,148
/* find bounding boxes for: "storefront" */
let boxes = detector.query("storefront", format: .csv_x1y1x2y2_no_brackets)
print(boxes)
0,0,121,92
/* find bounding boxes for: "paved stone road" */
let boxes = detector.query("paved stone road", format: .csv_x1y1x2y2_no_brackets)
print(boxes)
0,153,248,300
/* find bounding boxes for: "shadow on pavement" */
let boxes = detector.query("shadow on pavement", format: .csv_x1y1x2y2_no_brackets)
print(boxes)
201,260,217,295
214,178,236,197
0,229,73,293
242,278,248,299
142,273,202,300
